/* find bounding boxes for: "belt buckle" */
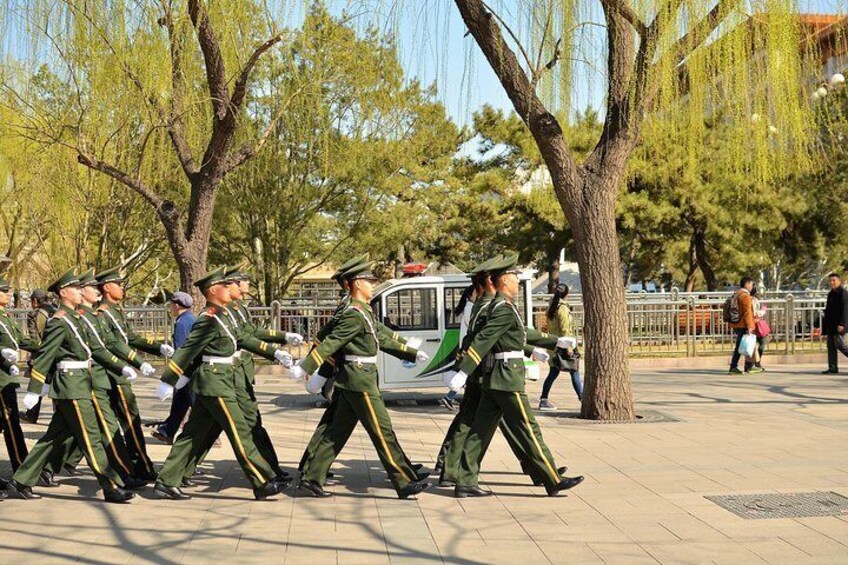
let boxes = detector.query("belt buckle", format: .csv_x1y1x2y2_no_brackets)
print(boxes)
356,359,363,368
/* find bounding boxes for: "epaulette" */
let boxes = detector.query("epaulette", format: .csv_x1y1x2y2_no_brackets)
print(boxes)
77,309,85,315
97,304,109,311
205,306,217,315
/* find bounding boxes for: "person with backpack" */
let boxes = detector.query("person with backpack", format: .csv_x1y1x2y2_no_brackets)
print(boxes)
727,277,761,374
822,272,848,374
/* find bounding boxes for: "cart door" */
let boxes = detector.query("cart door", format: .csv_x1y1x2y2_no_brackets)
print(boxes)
375,284,446,390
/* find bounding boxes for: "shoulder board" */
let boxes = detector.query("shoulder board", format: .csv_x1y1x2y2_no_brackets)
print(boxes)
97,304,109,311
207,306,216,315
77,309,86,315
52,310,66,319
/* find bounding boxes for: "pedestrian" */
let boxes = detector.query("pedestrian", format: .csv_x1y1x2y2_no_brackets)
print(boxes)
822,272,848,374
0,276,41,492
7,269,136,503
21,289,53,424
293,260,431,499
728,276,761,374
152,292,197,445
539,284,582,411
447,253,583,497
439,284,475,411
750,286,767,370
152,266,292,501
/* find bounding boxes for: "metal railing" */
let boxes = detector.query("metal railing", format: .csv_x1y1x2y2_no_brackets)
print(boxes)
7,293,828,358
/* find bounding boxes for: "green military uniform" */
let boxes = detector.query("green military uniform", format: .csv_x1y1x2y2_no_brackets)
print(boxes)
156,268,282,493
51,271,150,480
300,262,423,497
180,269,294,481
0,279,41,473
12,270,126,494
298,256,417,478
437,286,545,485
455,257,569,493
95,267,166,479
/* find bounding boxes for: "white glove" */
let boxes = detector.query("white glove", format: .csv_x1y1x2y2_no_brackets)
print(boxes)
8,365,20,377
305,373,328,395
448,370,468,392
405,337,422,349
1,348,18,363
531,348,550,363
155,381,174,401
443,371,454,387
23,392,40,409
122,366,138,381
285,332,304,346
289,364,306,380
416,350,430,364
160,344,175,358
139,362,156,377
557,336,577,350
175,375,190,390
41,384,49,396
274,349,294,368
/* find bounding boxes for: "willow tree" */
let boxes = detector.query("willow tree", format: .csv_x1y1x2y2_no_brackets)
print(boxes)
443,0,815,418
0,1,302,300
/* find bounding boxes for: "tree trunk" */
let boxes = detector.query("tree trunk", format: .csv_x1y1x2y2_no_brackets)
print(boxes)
692,223,717,291
569,174,635,421
546,248,560,293
685,236,698,292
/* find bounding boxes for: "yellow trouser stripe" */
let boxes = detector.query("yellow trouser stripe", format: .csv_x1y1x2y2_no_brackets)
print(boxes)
216,397,267,484
117,387,153,473
361,392,413,483
467,347,481,365
0,394,23,465
514,392,558,483
72,400,116,489
30,369,45,383
91,392,130,475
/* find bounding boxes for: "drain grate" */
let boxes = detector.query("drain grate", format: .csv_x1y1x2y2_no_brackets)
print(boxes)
706,491,848,519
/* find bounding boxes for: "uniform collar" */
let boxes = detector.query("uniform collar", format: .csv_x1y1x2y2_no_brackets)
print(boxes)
78,304,94,314
495,291,514,303
60,303,80,318
350,297,371,311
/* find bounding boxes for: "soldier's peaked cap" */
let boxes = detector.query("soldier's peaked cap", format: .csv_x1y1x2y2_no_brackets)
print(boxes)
490,252,521,275
470,255,502,275
332,254,370,281
95,267,124,286
194,266,228,291
48,269,81,294
78,269,98,287
344,260,379,281
224,263,250,282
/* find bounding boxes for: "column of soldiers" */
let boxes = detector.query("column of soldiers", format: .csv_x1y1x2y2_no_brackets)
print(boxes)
1,254,583,503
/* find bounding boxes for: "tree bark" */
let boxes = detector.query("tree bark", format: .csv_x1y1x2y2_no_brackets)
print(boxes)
692,223,717,291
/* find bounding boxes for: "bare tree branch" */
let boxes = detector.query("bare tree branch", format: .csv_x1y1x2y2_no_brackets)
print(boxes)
188,0,230,121
230,31,286,110
603,0,647,36
76,152,164,210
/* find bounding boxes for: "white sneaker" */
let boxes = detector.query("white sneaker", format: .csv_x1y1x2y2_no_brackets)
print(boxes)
539,399,557,411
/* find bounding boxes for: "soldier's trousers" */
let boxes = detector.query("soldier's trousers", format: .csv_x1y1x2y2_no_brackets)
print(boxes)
303,388,417,494
438,381,542,484
457,389,563,490
180,377,282,479
109,382,155,477
52,388,135,479
158,394,275,489
1,384,27,472
12,398,123,490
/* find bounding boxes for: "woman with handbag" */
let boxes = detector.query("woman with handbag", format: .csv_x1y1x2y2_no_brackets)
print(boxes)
539,284,582,411
751,287,770,371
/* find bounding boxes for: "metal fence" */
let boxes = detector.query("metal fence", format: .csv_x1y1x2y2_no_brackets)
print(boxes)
8,293,828,358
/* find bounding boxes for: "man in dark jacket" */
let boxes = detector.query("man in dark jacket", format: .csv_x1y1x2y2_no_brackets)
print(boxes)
823,272,848,374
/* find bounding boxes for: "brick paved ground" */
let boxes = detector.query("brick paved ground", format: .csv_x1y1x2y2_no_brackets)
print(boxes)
1,361,846,564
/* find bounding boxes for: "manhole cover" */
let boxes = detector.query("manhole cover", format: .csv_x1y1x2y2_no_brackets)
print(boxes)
706,492,848,519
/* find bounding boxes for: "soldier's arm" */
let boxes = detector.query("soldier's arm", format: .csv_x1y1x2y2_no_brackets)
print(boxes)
237,330,283,361
456,305,512,375
377,333,417,362
102,324,146,370
14,321,41,352
27,318,65,393
526,327,559,349
299,311,361,374
377,322,408,345
160,314,217,386
251,327,290,344
126,329,164,355
90,339,131,375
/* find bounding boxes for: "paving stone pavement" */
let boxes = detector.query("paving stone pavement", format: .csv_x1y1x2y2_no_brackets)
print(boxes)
1,362,847,564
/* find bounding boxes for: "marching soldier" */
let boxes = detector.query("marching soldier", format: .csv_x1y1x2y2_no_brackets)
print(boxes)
95,267,175,481
437,256,561,488
152,267,291,501
297,255,426,482
177,265,302,485
48,270,153,489
6,269,135,503
0,276,41,492
22,288,52,423
447,255,584,497
293,260,430,499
